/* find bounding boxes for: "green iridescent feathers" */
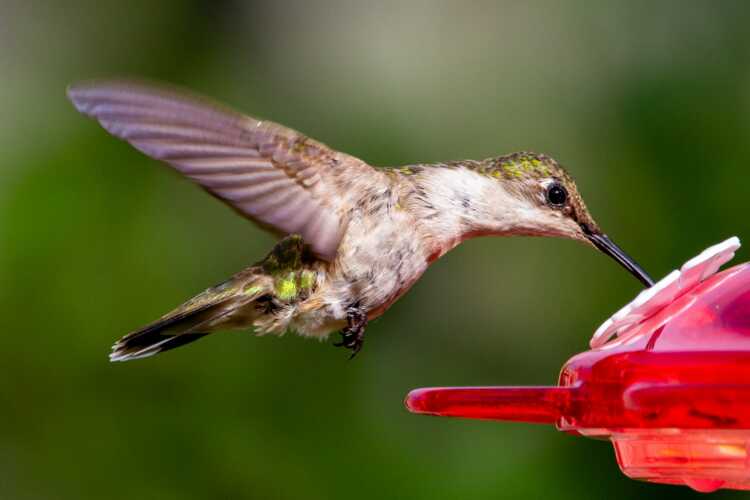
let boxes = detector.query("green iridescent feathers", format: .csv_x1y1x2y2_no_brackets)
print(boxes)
110,235,318,361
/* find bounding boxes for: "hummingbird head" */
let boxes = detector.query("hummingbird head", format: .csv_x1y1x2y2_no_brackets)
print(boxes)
482,152,654,287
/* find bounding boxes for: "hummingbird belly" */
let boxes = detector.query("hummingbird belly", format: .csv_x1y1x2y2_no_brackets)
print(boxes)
294,207,431,337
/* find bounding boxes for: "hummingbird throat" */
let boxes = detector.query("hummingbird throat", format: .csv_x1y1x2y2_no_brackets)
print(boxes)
413,165,540,250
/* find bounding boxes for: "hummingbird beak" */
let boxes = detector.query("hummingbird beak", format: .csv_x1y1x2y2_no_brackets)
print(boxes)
583,227,654,288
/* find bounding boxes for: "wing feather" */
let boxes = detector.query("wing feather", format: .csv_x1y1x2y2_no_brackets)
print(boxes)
67,80,379,260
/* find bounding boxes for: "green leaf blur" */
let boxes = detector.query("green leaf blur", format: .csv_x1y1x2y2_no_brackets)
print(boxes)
1,1,748,499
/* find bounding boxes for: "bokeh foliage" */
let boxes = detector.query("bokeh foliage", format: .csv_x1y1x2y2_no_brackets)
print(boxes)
1,1,750,498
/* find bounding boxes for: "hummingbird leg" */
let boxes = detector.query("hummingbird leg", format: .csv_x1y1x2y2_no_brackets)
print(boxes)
333,304,368,359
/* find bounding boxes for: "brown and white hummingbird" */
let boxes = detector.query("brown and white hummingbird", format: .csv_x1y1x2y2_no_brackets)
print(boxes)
67,80,654,361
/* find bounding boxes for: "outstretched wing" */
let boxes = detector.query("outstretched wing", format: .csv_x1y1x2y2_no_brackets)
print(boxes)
67,80,378,261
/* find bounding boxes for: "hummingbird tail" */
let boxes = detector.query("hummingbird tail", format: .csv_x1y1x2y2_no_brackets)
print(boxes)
109,298,239,362
109,243,309,362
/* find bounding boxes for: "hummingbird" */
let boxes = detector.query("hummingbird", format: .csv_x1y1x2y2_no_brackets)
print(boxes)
67,80,654,361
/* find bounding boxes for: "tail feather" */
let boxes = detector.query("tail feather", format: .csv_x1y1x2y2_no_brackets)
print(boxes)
109,242,303,362
110,300,236,362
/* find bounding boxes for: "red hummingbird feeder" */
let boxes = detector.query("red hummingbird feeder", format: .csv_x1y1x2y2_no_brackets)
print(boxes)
406,237,750,493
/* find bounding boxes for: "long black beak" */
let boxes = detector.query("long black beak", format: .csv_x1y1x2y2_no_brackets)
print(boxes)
585,232,655,288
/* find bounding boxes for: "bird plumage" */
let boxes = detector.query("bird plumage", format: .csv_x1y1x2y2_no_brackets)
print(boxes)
68,79,653,360
110,235,320,361
67,80,384,261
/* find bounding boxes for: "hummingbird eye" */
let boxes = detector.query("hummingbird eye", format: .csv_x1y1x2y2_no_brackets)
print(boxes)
546,182,568,207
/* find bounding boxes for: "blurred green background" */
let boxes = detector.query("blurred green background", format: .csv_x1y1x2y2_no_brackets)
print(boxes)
2,1,750,498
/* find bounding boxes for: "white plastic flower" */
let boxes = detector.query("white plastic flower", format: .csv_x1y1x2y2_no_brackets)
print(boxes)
590,236,741,348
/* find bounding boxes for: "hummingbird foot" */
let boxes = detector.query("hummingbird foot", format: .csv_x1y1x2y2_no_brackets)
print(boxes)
333,304,367,359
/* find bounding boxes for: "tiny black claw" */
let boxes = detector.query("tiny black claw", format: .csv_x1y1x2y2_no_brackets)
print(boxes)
334,329,362,352
333,329,356,348
348,339,363,360
334,303,368,358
